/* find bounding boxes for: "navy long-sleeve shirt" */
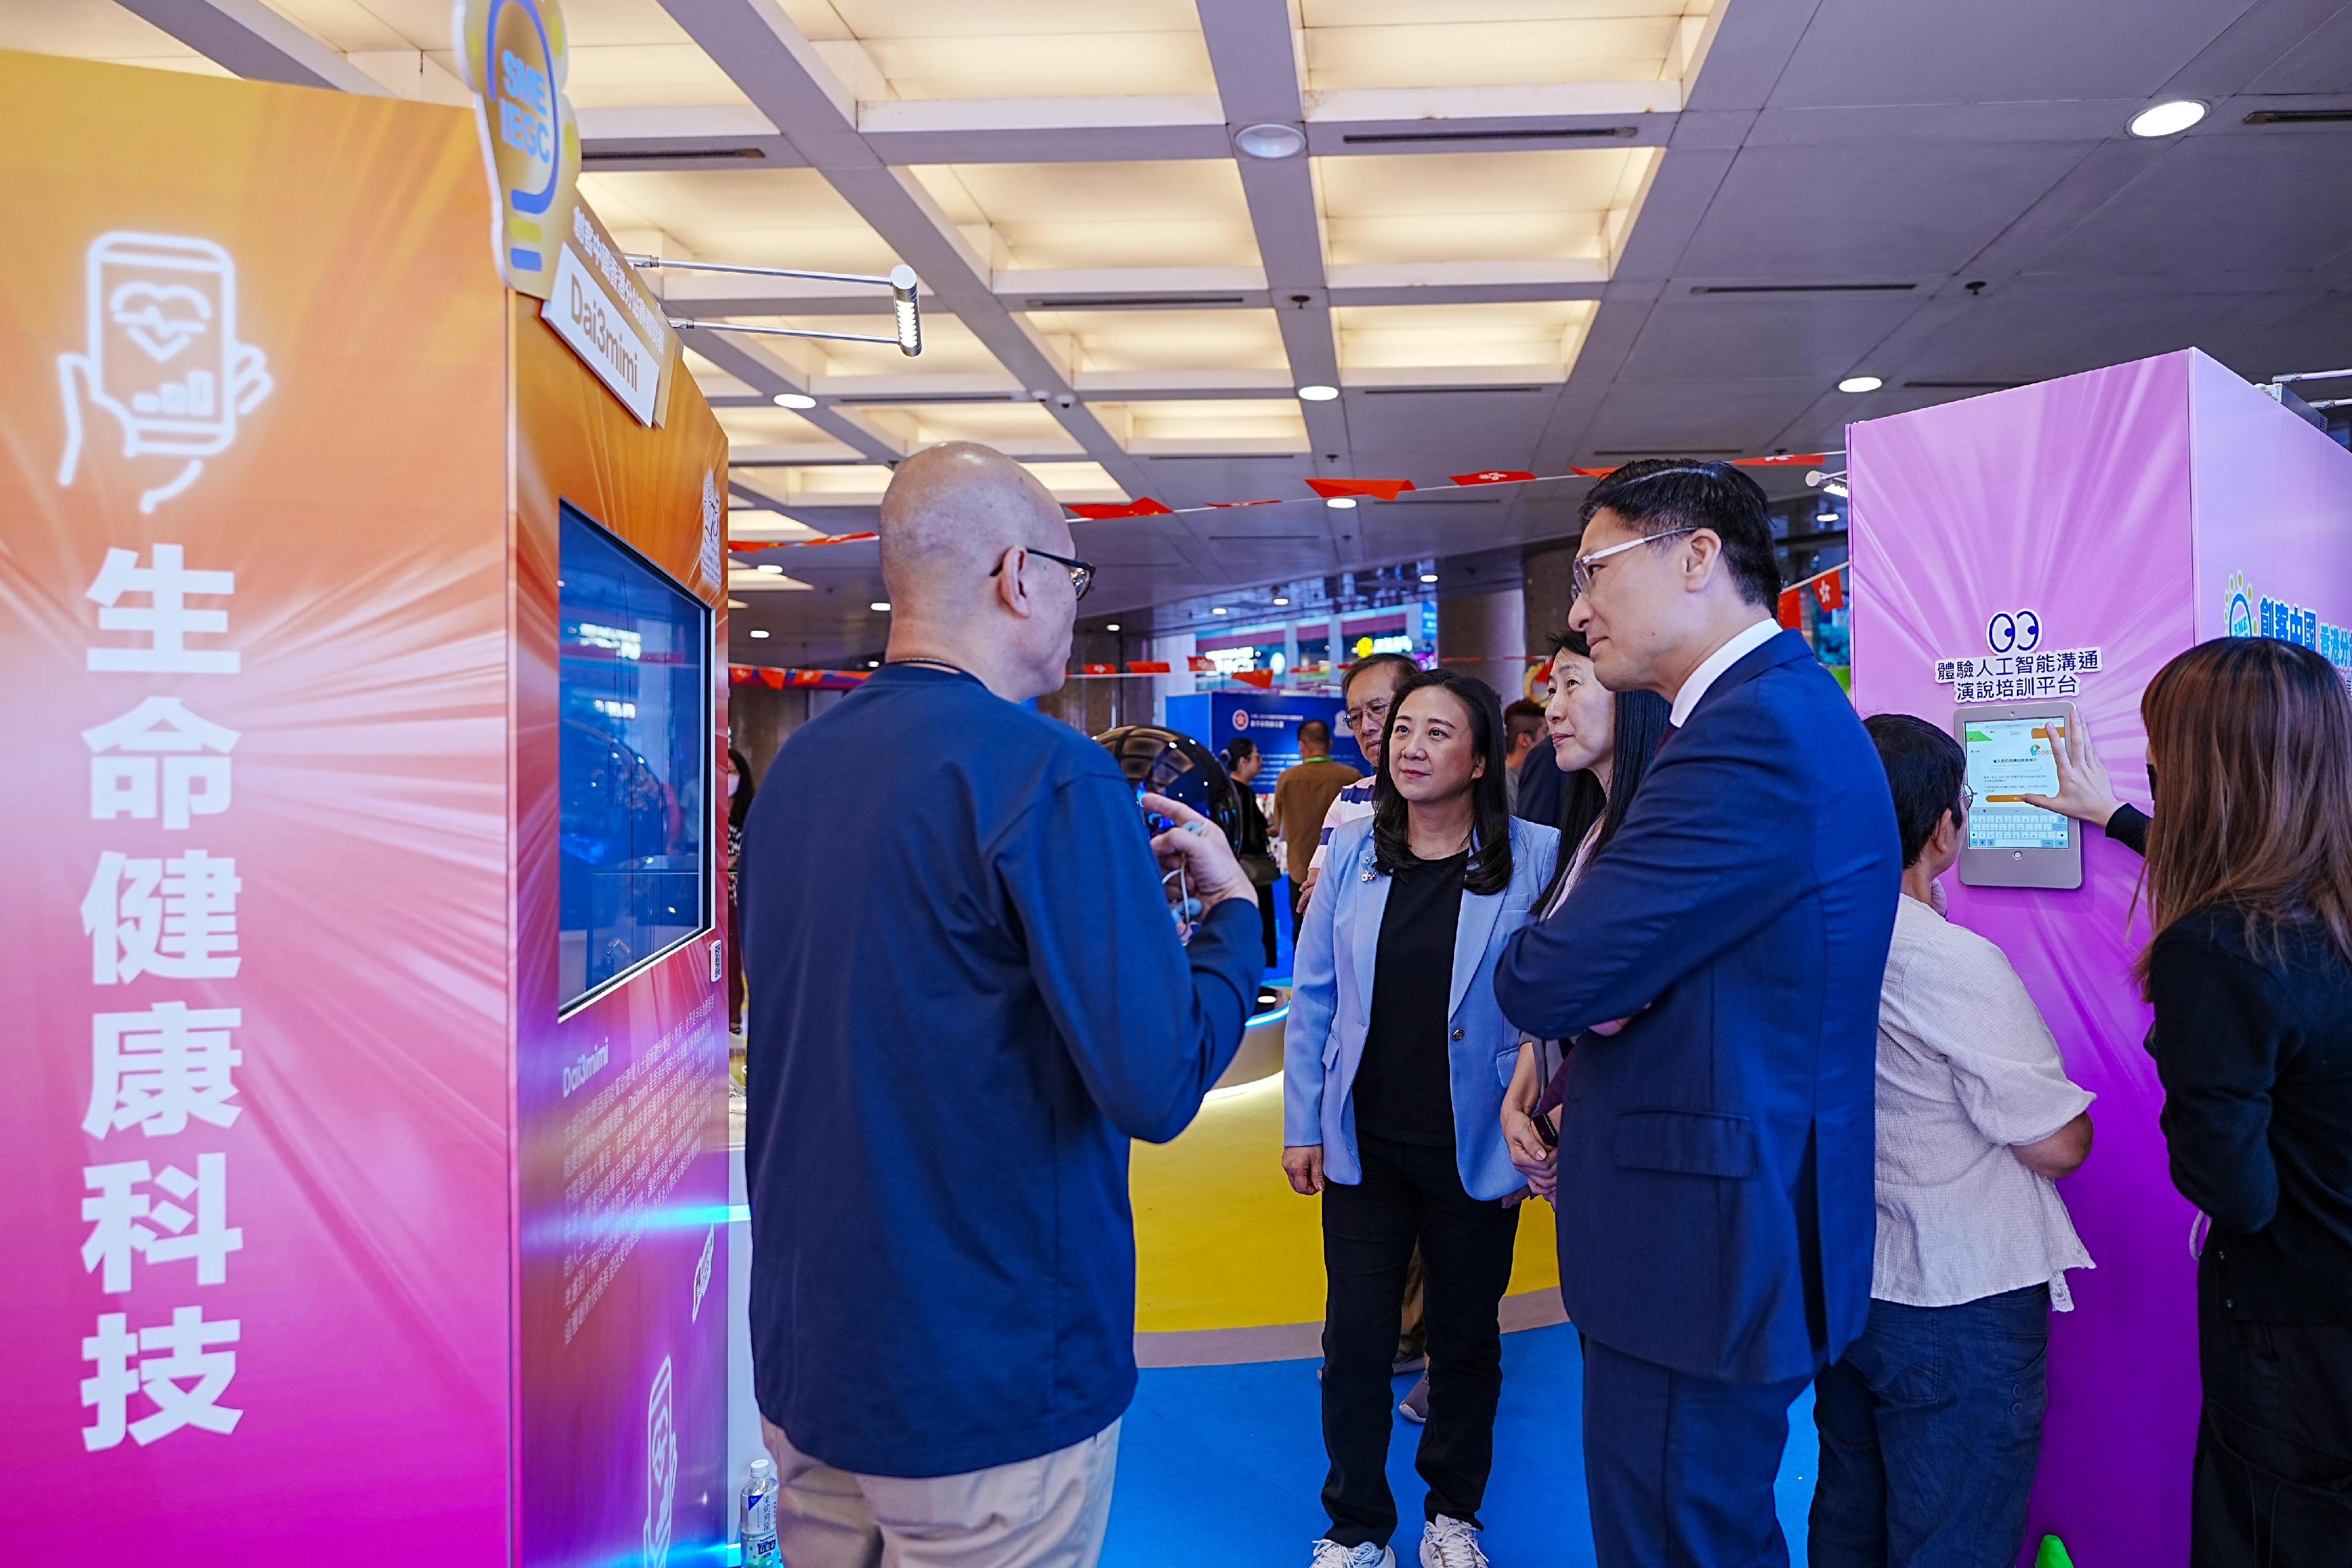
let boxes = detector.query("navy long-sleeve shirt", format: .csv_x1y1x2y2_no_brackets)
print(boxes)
739,664,1264,1477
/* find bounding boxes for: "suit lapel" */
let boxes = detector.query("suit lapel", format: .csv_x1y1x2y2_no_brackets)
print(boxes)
1448,883,1504,1019
1347,840,1390,1020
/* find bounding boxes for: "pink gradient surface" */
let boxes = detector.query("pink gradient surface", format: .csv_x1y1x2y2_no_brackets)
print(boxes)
1853,349,2352,1563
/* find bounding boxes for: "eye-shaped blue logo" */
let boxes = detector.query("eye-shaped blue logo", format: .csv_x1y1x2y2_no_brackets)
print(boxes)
1987,609,2042,654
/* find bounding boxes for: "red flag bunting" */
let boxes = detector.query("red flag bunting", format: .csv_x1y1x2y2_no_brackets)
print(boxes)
1813,570,1846,611
1206,499,1282,509
1067,497,1174,520
1734,454,1829,469
1569,467,1613,477
1778,588,1805,630
1186,656,1215,674
1449,470,1536,487
1127,660,1172,674
1232,668,1275,689
1307,478,1416,502
1081,663,1117,676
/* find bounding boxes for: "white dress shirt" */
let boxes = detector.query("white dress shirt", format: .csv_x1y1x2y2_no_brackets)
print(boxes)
1668,616,1783,727
1873,893,2096,1309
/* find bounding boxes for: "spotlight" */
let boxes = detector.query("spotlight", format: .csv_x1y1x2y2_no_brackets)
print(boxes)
756,563,784,574
1837,375,1883,394
1234,123,1307,160
1297,385,1339,402
1212,607,1228,615
867,658,880,667
748,628,770,639
890,265,921,357
1327,497,1358,510
2128,99,2207,138
1105,623,1121,631
1419,573,1439,584
1272,597,1289,606
773,392,817,410
869,601,891,611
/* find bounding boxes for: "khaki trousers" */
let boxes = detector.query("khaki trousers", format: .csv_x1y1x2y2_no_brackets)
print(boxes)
760,1417,1121,1568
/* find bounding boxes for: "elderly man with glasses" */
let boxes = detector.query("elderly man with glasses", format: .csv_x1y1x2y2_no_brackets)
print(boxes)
738,441,1265,1568
1494,459,1902,1568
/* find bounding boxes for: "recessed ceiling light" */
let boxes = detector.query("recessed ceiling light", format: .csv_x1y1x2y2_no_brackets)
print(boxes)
1105,623,1121,631
867,659,880,668
1272,597,1289,606
755,563,785,574
1234,123,1306,160
1816,509,1839,524
2128,99,2207,138
1419,573,1439,584
748,628,770,639
869,601,891,611
1297,385,1339,402
1327,496,1358,510
773,392,817,410
1837,375,1883,394
1211,607,1228,615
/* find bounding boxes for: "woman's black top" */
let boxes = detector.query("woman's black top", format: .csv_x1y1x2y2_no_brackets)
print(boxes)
1232,778,1271,859
1352,850,1468,1148
2149,904,2352,1324
2103,802,2150,855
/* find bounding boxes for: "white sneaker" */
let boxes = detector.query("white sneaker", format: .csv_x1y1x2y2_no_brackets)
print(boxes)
1419,1516,1490,1568
1310,1539,1395,1568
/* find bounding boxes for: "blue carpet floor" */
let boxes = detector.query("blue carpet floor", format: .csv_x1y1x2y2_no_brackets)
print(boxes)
1103,1323,1818,1567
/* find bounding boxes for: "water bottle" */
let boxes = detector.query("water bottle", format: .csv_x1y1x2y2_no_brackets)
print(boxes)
739,1456,780,1567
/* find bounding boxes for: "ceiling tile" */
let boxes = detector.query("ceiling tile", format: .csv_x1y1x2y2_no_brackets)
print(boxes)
2026,135,2352,276
1676,139,2097,277
1315,148,1658,266
1022,309,1291,374
1767,0,2252,108
1298,1,1712,92
1618,293,1923,380
907,161,1259,270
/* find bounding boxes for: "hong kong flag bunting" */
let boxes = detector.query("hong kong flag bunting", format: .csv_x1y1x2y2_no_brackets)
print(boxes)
1813,570,1846,611
1068,497,1175,520
1449,470,1536,486
1307,477,1416,502
1187,656,1215,674
1081,663,1117,675
1734,454,1828,469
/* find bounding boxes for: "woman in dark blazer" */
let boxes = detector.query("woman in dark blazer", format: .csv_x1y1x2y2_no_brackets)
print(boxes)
2030,637,2352,1563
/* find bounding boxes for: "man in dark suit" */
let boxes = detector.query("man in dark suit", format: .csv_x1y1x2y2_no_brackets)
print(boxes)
1494,460,1900,1567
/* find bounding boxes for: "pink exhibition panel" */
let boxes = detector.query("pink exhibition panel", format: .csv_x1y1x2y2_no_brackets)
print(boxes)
1850,349,2352,1563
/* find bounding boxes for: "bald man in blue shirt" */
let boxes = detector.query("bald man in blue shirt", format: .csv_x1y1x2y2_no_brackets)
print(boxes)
739,442,1264,1567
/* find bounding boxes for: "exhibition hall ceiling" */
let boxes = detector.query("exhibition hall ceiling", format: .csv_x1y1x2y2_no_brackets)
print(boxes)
14,0,2352,666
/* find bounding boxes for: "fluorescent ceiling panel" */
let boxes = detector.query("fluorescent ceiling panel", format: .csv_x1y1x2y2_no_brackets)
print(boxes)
783,0,1212,101
702,312,1005,382
579,170,899,275
729,509,823,540
1316,148,1659,266
715,406,844,447
1,0,232,75
1298,0,1712,91
908,162,1258,271
681,348,757,401
1332,300,1598,373
731,461,1119,505
1092,400,1309,453
847,402,1083,456
1022,309,1289,375
727,567,816,591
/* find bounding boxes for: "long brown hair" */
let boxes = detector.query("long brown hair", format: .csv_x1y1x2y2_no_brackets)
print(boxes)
2136,637,2352,992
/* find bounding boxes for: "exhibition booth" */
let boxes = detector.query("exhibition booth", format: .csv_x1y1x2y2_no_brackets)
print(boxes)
5,25,2352,1568
2,40,733,1567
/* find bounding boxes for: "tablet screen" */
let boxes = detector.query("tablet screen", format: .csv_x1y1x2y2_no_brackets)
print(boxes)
1964,717,2070,851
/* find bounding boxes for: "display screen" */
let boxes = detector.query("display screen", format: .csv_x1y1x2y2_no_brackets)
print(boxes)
1965,717,2070,851
557,503,709,1009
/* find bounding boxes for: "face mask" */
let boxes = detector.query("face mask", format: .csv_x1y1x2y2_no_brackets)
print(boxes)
727,773,741,797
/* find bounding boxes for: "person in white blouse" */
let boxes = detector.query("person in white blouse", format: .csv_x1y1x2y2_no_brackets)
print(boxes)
1497,629,1672,1199
1808,714,2096,1568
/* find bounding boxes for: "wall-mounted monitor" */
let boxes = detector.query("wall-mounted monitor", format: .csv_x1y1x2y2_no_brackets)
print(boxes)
557,502,710,1011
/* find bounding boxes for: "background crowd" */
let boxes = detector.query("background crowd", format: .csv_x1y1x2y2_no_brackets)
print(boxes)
735,442,2352,1568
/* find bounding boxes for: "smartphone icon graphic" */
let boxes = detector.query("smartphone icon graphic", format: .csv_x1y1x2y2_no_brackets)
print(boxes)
59,231,273,512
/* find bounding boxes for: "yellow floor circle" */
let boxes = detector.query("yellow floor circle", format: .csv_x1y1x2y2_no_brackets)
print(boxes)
1131,1072,1561,1336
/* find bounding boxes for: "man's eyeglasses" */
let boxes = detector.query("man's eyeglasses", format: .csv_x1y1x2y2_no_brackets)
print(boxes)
1344,696,1394,731
993,547,1094,600
1572,526,1700,596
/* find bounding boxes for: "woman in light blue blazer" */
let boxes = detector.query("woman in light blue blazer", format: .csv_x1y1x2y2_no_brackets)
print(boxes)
1282,669,1559,1568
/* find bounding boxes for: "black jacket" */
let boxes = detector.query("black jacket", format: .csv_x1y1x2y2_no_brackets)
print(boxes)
2119,799,2352,1323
